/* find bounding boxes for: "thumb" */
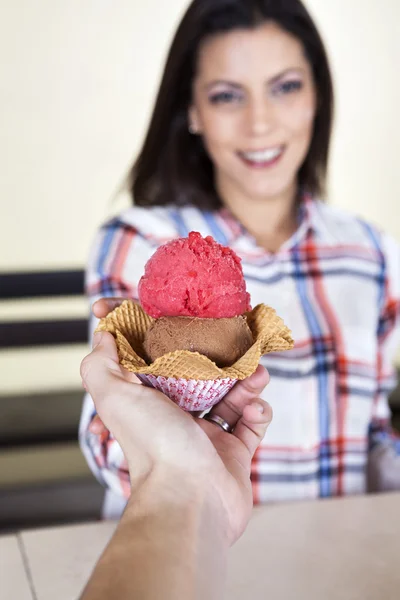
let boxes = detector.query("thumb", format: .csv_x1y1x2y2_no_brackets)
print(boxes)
80,332,119,396
92,331,119,359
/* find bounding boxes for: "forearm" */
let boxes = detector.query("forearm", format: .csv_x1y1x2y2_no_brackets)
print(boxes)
80,473,229,600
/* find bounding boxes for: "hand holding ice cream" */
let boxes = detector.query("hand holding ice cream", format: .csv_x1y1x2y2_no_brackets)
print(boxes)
81,330,272,546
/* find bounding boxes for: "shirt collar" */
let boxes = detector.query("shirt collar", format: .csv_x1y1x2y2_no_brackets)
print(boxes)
217,192,331,252
302,194,339,246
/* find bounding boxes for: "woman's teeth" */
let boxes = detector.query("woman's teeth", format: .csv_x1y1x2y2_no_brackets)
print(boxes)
240,147,283,164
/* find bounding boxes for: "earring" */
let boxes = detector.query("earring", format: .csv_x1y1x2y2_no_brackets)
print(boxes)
189,123,197,135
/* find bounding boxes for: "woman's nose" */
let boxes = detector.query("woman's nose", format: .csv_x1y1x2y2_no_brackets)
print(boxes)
246,99,275,136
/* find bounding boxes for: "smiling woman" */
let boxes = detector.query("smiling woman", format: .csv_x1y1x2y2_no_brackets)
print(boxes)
131,0,333,221
80,0,400,520
189,23,318,232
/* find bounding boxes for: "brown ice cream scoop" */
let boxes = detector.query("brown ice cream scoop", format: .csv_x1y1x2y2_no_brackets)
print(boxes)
143,315,253,368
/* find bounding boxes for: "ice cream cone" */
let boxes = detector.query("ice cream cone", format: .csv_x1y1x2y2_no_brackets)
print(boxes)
95,300,294,411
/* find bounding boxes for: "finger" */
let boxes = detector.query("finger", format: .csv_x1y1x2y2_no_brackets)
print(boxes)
92,332,142,385
92,331,119,360
91,297,128,318
207,365,269,429
233,399,273,458
80,332,121,395
89,414,107,435
92,332,140,386
82,332,142,399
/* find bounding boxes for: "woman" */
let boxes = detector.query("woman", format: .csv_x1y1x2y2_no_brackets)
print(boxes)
80,0,400,517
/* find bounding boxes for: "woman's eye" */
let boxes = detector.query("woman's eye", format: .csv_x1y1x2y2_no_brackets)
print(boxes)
209,91,242,105
273,80,303,96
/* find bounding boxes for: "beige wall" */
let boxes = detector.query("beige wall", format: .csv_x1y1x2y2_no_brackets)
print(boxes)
307,0,400,233
0,0,399,393
0,0,190,272
1,0,399,272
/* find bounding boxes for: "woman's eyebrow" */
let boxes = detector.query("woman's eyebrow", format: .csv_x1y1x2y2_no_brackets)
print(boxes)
204,80,243,91
203,68,305,91
267,67,305,84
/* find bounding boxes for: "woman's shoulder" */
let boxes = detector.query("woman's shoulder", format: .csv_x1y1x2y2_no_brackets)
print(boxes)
313,200,399,257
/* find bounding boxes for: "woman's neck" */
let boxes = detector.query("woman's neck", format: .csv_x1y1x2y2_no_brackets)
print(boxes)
217,179,299,254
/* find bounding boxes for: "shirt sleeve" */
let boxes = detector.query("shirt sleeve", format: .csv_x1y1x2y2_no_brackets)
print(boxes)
368,233,400,491
79,215,156,498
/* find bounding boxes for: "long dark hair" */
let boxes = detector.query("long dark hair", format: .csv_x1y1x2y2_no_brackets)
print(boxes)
130,0,334,210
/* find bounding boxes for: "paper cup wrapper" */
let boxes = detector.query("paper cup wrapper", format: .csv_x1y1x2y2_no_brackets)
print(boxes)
136,374,237,412
95,301,294,409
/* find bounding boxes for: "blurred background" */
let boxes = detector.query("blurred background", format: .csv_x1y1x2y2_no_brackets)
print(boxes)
0,0,399,531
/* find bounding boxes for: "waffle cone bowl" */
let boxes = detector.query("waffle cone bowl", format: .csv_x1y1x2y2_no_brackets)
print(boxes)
95,300,294,411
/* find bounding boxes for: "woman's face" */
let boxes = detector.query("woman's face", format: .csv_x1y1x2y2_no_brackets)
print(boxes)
190,22,317,201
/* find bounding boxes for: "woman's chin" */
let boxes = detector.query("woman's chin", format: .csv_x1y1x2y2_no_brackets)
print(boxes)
238,180,295,202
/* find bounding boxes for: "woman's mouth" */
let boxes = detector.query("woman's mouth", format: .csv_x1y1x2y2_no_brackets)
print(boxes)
237,146,285,169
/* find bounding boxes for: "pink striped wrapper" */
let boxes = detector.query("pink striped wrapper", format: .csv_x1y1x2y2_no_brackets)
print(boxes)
136,374,237,412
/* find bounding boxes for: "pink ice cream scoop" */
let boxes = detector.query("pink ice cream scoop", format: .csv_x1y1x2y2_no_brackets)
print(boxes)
138,231,251,319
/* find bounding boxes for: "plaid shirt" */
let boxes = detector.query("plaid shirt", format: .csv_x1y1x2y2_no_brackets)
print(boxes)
79,197,400,504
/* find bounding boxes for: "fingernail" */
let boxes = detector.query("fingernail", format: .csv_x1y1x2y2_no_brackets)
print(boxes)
93,332,103,348
252,403,264,414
